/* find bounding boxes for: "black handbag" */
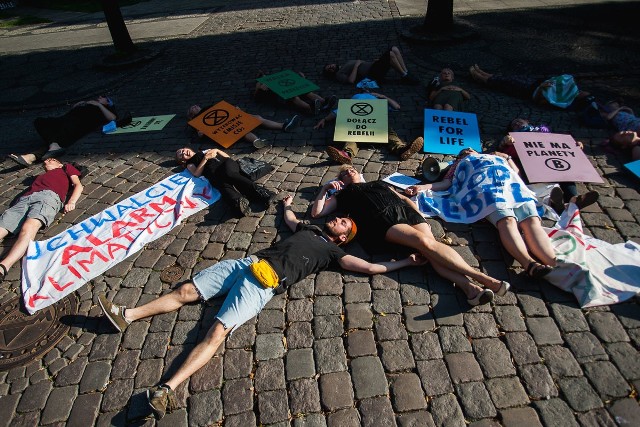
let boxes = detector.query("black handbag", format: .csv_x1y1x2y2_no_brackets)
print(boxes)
237,157,274,181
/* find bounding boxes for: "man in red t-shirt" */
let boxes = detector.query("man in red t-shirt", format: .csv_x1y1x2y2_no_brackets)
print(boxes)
0,158,83,279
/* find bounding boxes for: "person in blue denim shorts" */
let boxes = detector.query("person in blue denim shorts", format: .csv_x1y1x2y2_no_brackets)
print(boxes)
98,194,425,420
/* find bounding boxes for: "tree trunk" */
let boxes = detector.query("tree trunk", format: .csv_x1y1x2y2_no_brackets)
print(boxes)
423,0,454,33
101,0,136,53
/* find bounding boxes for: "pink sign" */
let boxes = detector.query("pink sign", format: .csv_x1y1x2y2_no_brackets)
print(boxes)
510,132,603,183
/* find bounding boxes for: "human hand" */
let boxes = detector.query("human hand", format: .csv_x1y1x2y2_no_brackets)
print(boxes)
407,253,428,266
540,81,554,88
502,135,515,146
576,140,584,150
314,119,325,129
204,149,219,159
282,194,293,206
64,202,76,213
324,180,344,193
405,185,427,196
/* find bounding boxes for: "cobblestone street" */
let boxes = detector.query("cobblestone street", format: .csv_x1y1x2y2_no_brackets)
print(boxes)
0,0,639,426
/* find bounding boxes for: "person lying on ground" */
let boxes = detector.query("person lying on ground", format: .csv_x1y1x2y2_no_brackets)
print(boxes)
314,89,423,164
98,194,425,420
175,147,275,217
427,68,471,111
469,64,590,110
187,104,299,149
323,46,420,85
312,166,509,306
253,70,338,116
598,101,640,160
9,96,117,168
404,148,559,280
0,158,83,280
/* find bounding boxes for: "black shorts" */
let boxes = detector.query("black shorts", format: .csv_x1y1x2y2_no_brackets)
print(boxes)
360,203,426,249
367,48,392,82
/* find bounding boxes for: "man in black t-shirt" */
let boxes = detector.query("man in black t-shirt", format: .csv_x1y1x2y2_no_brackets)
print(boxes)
98,194,424,420
312,166,511,308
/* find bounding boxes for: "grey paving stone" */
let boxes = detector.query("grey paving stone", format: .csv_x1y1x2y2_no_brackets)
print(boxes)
101,378,133,412
157,408,188,427
290,378,321,414
583,361,631,400
89,333,121,361
403,305,435,332
351,356,389,399
525,316,563,345
565,331,609,363
141,331,170,359
289,278,314,299
397,411,436,427
314,296,342,315
344,282,371,303
257,309,286,334
255,333,285,360
549,302,589,332
416,360,454,396
400,282,431,305
464,312,499,338
473,338,516,378
517,292,549,317
586,311,630,343
55,356,88,386
485,377,529,409
286,348,316,380
258,389,289,425
438,326,472,353
223,411,257,427
224,349,252,380
468,420,501,427
287,321,314,349
225,321,256,348
410,332,443,360
319,371,354,411
188,389,223,426
519,363,558,399
39,384,77,423
288,299,314,322
315,271,342,295
314,338,347,374
608,398,640,427
504,332,541,365
606,342,640,380
576,408,617,427
135,358,163,388
10,378,28,394
0,395,20,427
111,349,140,380
255,359,286,392
359,396,396,427
500,406,543,427
372,273,399,290
222,378,253,416
557,376,603,411
430,393,466,427
456,381,496,420
327,408,360,427
314,315,343,339
390,373,428,412
494,305,527,332
432,294,464,326
380,340,416,372
347,329,377,357
375,313,408,341
150,311,178,333
190,357,222,393
79,361,111,393
293,413,327,427
539,345,582,379
67,392,102,427
345,303,373,329
373,289,402,314
611,303,640,329
445,352,484,384
122,321,149,349
8,412,39,427
533,398,579,427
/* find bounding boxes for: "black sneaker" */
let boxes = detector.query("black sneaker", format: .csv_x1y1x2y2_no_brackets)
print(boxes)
235,197,251,216
322,95,338,111
256,186,276,204
313,99,323,116
147,385,178,420
283,115,300,132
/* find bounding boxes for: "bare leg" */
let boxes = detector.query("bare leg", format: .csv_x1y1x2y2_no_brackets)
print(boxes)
494,217,537,268
125,282,200,322
303,92,324,102
430,260,485,299
469,65,492,83
165,320,230,390
253,114,284,130
385,223,503,290
389,46,408,74
243,132,259,143
433,104,443,110
519,217,556,266
443,104,454,111
288,97,312,114
0,227,10,241
0,218,41,271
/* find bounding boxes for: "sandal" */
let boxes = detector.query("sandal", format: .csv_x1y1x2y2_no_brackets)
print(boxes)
8,154,33,168
574,191,599,210
467,289,494,306
526,261,552,279
496,281,511,297
0,264,7,280
41,148,66,160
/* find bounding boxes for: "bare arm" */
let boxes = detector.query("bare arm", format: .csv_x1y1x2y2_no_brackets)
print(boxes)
314,112,337,129
369,92,401,110
339,253,426,274
282,194,301,232
64,175,84,213
86,100,117,121
311,182,342,217
347,60,363,84
405,179,453,196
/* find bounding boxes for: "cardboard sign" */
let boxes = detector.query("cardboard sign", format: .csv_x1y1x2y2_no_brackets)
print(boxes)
110,114,175,134
510,132,603,183
423,109,481,155
624,159,640,179
256,70,320,99
383,173,421,190
334,98,388,143
188,101,261,148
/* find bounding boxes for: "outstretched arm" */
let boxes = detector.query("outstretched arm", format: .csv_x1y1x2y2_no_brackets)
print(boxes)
64,175,84,213
314,112,337,129
339,253,426,274
369,92,401,110
404,179,453,196
282,195,301,232
311,182,341,217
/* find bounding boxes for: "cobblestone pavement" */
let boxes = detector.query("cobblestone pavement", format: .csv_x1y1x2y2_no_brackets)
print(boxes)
0,0,639,426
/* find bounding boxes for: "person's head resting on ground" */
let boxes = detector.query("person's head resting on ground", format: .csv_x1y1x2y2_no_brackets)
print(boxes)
43,158,64,171
336,165,364,185
610,130,639,150
457,147,477,159
507,118,550,133
187,105,202,120
439,68,454,83
97,95,115,108
175,147,196,165
323,63,339,79
323,216,357,246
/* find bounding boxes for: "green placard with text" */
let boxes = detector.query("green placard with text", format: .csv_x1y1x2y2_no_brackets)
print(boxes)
110,114,175,134
256,70,320,99
334,99,388,143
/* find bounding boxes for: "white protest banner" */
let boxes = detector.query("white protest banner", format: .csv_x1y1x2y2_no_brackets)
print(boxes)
22,172,220,314
334,98,388,143
423,109,481,155
510,132,603,183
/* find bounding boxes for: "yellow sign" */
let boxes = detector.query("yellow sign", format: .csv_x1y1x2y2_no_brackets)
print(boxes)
188,101,261,148
334,98,388,143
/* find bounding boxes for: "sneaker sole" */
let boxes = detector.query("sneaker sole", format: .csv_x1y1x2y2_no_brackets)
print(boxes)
97,296,123,333
400,137,424,161
147,389,165,420
326,148,352,165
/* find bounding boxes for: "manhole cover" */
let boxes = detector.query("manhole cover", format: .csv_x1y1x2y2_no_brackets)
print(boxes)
0,295,77,371
160,265,184,283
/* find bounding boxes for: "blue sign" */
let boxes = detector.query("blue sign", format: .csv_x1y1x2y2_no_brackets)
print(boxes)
624,159,640,179
423,109,482,155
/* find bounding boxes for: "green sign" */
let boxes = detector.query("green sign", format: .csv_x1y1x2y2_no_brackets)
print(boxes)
256,70,320,100
334,99,388,143
110,114,176,134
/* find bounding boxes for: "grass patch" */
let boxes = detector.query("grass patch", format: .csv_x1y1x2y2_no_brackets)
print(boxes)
0,13,50,27
20,0,144,14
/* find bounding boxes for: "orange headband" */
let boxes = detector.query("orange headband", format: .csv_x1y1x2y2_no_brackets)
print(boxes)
342,219,358,245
